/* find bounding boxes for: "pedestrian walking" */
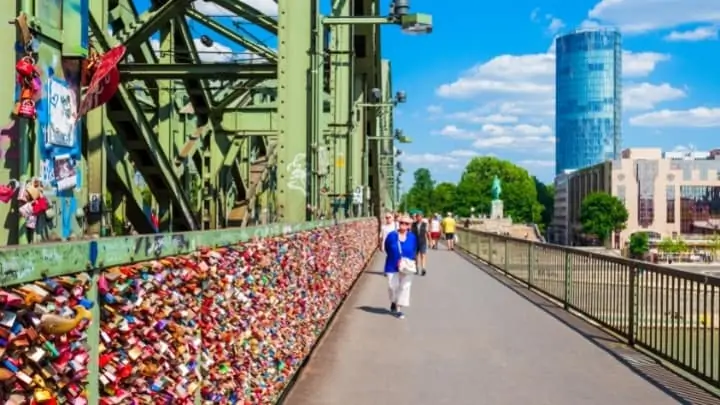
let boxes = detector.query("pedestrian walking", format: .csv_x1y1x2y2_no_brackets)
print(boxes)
383,214,418,319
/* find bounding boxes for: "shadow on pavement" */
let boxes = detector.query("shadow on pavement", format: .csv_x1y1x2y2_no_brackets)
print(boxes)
364,270,386,276
456,248,720,405
356,305,391,315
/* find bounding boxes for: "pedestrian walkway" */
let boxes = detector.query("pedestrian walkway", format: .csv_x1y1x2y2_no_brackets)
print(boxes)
284,249,719,405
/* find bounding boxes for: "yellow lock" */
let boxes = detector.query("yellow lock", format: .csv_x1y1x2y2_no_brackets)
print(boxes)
33,388,53,402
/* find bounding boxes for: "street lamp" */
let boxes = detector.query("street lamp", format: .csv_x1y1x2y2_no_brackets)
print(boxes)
323,0,433,33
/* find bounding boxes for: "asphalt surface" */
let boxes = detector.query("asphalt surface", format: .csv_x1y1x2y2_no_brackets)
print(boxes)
282,249,714,405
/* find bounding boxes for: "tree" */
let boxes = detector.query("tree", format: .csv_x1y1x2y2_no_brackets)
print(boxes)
534,177,554,232
628,232,649,259
657,237,676,255
404,168,435,215
579,192,628,243
709,233,720,261
455,157,542,222
657,237,688,261
432,182,456,216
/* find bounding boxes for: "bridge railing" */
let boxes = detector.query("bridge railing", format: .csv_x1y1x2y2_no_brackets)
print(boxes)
457,227,720,389
0,218,377,404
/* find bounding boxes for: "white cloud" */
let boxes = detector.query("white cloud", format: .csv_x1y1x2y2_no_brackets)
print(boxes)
629,107,720,127
472,123,555,151
445,111,519,124
193,0,278,17
400,153,457,165
584,0,720,34
399,150,485,170
426,105,443,114
436,49,669,99
665,25,719,41
448,150,480,158
547,18,565,34
435,125,476,140
624,83,685,110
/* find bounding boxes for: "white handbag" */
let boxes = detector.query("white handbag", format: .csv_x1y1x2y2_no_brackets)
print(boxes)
398,239,418,275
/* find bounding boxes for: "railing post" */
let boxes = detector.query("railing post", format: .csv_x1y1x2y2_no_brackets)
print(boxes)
527,243,534,287
564,251,572,309
628,265,637,346
504,238,509,272
488,236,493,264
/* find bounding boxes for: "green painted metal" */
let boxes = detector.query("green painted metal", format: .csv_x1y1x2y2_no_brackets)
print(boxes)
220,106,278,133
0,0,424,242
211,0,278,34
0,219,367,287
117,63,278,79
118,0,193,49
456,227,720,390
185,9,278,63
276,0,313,223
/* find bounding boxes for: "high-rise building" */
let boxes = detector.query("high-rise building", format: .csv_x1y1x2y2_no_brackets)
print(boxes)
555,28,622,174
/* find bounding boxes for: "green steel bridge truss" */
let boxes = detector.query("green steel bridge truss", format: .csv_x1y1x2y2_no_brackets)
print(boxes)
0,0,432,245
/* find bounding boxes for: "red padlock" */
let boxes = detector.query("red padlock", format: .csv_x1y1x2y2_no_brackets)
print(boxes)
14,56,40,119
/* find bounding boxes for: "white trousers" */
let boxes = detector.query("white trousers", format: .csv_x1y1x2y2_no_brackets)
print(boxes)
387,272,412,307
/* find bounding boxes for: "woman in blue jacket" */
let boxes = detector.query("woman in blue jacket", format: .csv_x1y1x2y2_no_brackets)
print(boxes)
383,214,418,319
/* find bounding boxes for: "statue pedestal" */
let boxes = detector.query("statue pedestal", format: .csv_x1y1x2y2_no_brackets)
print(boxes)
491,200,504,219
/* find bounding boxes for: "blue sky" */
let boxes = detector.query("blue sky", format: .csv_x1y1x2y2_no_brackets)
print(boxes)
385,0,720,186
132,0,720,187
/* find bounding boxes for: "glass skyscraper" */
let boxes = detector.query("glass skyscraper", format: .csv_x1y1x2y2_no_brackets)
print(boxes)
555,29,622,174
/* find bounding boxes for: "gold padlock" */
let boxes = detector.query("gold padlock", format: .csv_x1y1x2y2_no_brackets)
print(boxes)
33,387,53,402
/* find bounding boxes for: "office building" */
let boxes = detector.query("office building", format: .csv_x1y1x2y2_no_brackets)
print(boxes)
557,148,720,246
549,170,575,244
555,29,622,174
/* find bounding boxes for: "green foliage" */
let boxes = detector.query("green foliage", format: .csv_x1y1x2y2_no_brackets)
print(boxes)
709,233,720,260
628,232,649,258
432,182,456,216
658,237,688,254
579,192,628,242
533,177,554,232
404,168,435,214
455,157,542,222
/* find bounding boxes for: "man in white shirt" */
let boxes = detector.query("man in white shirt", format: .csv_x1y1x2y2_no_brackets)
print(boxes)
379,212,396,251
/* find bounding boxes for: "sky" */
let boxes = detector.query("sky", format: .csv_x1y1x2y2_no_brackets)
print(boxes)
384,0,720,187
131,0,720,187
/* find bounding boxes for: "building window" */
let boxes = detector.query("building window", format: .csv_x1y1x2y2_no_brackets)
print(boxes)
666,185,675,223
680,186,720,234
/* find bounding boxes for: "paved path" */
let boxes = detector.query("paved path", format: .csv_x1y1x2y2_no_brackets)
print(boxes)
283,249,719,405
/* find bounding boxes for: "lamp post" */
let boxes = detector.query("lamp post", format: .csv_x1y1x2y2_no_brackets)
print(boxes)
322,1,433,32
321,0,431,217
358,90,407,216
363,128,411,215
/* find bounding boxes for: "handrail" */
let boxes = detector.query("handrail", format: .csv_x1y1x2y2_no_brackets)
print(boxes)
458,226,720,283
456,227,720,388
0,217,371,288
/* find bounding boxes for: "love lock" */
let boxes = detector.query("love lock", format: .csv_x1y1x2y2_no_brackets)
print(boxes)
14,56,40,120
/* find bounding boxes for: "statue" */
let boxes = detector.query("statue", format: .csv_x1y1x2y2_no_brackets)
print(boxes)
491,176,502,200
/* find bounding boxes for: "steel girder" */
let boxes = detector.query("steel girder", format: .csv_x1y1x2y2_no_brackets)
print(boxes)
185,9,278,63
100,0,285,230
117,63,277,79
94,0,398,231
